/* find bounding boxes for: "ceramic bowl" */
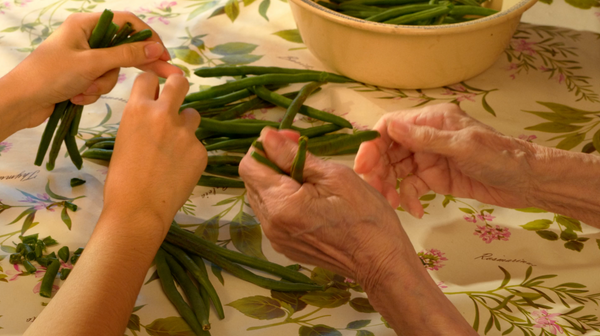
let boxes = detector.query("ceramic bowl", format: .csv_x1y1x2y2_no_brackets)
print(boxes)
288,0,538,89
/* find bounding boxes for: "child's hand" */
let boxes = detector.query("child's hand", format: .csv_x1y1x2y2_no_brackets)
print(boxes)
0,11,182,135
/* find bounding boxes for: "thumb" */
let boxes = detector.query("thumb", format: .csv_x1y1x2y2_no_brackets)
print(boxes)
388,119,458,156
261,128,301,173
86,41,165,73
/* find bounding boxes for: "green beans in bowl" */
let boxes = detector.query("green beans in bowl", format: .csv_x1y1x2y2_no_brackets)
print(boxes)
288,0,538,88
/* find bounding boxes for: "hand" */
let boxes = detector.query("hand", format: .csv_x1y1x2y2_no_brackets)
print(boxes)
103,73,207,237
354,103,537,218
238,128,418,289
1,11,182,132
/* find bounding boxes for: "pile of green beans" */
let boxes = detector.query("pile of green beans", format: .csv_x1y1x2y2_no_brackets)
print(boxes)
154,224,323,335
35,9,152,171
82,65,380,188
8,233,84,298
316,0,498,24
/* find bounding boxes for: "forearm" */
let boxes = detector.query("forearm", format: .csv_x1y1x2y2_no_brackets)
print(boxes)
526,144,600,227
361,247,478,336
24,210,168,336
0,72,33,140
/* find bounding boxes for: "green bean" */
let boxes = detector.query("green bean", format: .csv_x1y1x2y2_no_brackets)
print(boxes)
82,148,112,161
99,22,119,48
185,73,352,103
68,104,84,137
252,86,352,129
306,133,348,144
163,251,211,330
167,226,315,284
189,255,212,322
70,178,86,187
85,136,116,147
384,5,451,24
23,259,37,273
308,130,379,155
113,29,153,46
341,10,384,18
88,9,114,48
58,246,70,263
204,165,240,178
298,124,343,138
365,4,436,21
338,3,387,11
251,151,285,174
90,140,115,149
252,140,265,152
449,5,498,17
205,137,257,151
40,259,61,298
199,118,275,135
291,136,308,183
340,0,426,6
317,0,339,9
281,82,324,129
155,249,208,335
167,233,322,292
46,104,78,171
70,248,84,264
109,22,134,47
197,175,245,188
160,242,224,320
35,101,69,167
207,155,243,166
60,268,71,280
64,134,83,170
194,66,353,83
180,89,253,112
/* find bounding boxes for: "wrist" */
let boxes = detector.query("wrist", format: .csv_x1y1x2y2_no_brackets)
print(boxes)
96,205,171,248
525,144,600,225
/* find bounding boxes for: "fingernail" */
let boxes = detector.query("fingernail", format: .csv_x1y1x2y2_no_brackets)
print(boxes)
84,82,99,95
264,129,285,151
144,42,164,59
71,95,84,104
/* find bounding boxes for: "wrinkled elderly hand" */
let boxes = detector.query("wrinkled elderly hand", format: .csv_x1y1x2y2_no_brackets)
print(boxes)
238,128,418,289
354,103,537,218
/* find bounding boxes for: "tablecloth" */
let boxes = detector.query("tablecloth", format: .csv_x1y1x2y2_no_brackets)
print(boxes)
1,0,600,335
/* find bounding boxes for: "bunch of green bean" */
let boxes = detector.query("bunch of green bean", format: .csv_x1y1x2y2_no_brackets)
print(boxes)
316,0,498,24
82,65,380,188
154,224,323,335
9,233,84,298
34,9,152,171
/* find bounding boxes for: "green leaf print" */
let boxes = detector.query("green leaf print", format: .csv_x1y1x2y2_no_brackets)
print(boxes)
187,0,220,21
349,298,377,313
210,42,258,55
556,215,582,232
227,295,287,320
346,320,371,329
173,47,203,65
259,0,271,20
525,122,583,133
271,290,308,313
61,207,72,230
514,207,547,213
536,230,559,240
194,215,220,243
273,29,304,44
224,0,240,22
144,316,196,336
564,240,584,252
556,133,585,150
220,54,263,65
299,324,342,336
356,330,375,336
300,288,351,308
565,0,600,9
521,219,553,230
229,211,266,260
523,111,593,124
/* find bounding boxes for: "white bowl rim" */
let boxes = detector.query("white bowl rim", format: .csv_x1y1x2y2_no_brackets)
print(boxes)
290,0,538,35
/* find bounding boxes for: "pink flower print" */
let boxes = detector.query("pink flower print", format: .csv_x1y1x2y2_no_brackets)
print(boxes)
473,225,511,244
350,121,370,131
33,280,60,295
239,114,257,120
158,1,177,10
117,74,127,83
437,281,448,289
344,277,355,284
513,39,536,56
532,310,563,335
418,249,448,271
539,66,549,71
464,215,477,223
158,17,170,24
509,74,516,80
0,141,12,154
0,1,11,14
477,213,495,222
507,63,518,71
6,263,45,281
441,88,455,96
558,73,565,84
455,93,476,102
16,0,32,7
138,6,152,13
595,12,600,19
448,84,467,92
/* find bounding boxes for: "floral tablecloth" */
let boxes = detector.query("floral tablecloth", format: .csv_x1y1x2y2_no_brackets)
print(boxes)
1,0,600,335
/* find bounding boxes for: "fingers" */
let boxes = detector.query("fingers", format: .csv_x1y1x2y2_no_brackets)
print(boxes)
159,74,190,110
181,108,201,132
261,128,301,173
138,61,184,79
398,174,431,219
388,119,458,156
129,72,160,101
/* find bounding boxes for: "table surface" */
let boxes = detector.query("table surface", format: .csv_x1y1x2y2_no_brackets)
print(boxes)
1,1,600,335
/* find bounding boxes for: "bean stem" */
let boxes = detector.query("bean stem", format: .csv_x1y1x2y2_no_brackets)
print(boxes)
290,136,308,184
40,259,61,298
281,82,324,129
